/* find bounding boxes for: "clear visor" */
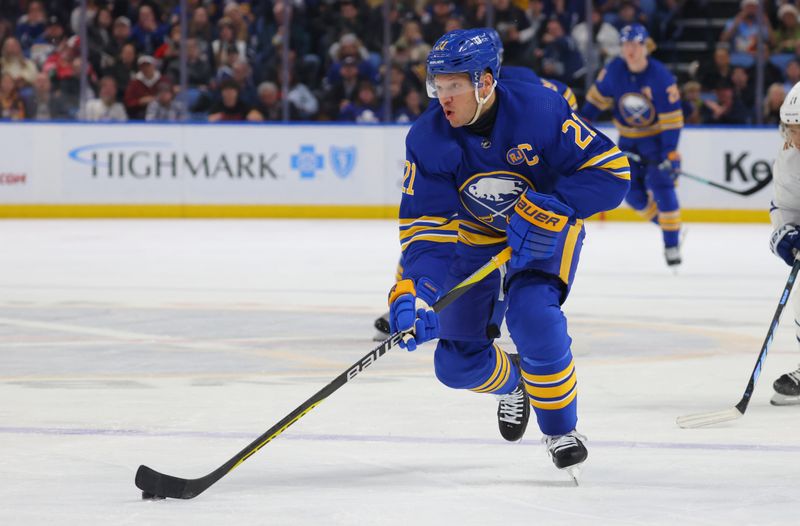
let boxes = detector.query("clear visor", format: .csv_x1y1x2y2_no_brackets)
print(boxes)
426,73,480,99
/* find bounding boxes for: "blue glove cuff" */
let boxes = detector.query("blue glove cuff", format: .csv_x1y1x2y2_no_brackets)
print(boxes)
415,277,441,306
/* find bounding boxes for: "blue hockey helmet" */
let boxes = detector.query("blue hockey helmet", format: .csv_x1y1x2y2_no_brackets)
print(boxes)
481,27,504,67
426,29,500,99
620,24,649,44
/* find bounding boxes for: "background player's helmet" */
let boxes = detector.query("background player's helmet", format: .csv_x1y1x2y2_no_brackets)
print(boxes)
620,24,649,44
426,29,500,99
780,81,800,142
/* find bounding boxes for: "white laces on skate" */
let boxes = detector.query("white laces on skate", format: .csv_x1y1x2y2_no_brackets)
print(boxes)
787,368,800,386
496,386,526,424
543,430,587,453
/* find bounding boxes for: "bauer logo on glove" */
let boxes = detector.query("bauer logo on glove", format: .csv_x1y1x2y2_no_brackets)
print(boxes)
514,196,569,231
507,190,575,266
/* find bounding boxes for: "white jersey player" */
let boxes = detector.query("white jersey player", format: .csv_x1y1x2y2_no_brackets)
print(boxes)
768,81,800,405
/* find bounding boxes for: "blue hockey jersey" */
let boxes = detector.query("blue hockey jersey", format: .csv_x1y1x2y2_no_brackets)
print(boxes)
581,56,683,158
399,80,630,289
500,65,578,111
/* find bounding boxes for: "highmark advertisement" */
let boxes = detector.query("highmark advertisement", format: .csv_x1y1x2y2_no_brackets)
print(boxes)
59,124,394,205
0,122,783,219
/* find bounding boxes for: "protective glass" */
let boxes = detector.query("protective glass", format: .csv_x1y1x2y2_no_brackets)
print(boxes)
426,73,479,99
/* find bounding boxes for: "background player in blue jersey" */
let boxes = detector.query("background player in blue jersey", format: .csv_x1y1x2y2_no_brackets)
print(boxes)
582,24,685,268
387,29,629,482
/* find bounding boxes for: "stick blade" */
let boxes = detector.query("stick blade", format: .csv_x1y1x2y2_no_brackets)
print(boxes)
135,464,197,500
676,407,743,429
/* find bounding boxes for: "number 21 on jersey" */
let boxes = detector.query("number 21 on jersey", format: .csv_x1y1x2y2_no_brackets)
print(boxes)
402,160,417,196
562,112,596,150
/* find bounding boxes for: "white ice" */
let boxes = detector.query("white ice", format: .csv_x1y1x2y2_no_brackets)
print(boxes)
1,219,799,525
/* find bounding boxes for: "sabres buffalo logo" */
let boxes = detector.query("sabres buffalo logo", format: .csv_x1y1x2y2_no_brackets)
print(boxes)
618,92,656,127
459,172,533,231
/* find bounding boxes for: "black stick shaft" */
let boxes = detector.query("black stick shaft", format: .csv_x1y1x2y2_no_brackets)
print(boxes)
136,247,512,499
734,258,800,414
622,151,768,196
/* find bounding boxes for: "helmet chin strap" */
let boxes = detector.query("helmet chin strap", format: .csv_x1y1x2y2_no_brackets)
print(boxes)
467,80,497,126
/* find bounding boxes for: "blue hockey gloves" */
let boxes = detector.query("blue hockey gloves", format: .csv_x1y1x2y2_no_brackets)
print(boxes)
507,190,575,267
659,151,681,179
388,277,441,351
771,224,800,266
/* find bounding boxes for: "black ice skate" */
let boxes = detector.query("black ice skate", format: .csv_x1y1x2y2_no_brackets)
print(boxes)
373,311,391,341
543,430,588,485
771,366,800,405
664,246,681,268
496,354,530,442
664,228,687,272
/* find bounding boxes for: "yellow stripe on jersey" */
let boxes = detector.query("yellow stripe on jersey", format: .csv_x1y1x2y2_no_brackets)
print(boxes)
399,216,459,250
471,346,511,393
586,85,613,110
558,219,583,284
613,119,662,138
577,146,631,180
458,229,506,247
658,109,684,131
399,215,454,228
563,86,578,111
658,109,683,121
459,219,506,247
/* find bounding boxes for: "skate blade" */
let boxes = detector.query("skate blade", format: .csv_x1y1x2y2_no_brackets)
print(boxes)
676,407,742,428
372,331,389,342
770,393,800,406
563,463,583,486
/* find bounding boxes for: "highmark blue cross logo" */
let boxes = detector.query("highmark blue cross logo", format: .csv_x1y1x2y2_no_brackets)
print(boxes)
291,145,324,179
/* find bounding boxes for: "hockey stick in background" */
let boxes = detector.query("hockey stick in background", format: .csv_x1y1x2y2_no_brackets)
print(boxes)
623,151,771,197
676,258,800,428
135,246,513,500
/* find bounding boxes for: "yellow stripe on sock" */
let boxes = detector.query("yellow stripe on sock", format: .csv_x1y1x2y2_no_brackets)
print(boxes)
524,369,576,398
528,386,578,410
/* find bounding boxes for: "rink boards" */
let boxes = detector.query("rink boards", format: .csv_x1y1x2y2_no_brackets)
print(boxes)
0,122,775,221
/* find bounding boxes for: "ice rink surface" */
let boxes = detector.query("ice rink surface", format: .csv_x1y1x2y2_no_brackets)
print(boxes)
1,219,799,525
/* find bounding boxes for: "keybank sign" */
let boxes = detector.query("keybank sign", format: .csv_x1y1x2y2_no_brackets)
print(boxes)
68,141,281,179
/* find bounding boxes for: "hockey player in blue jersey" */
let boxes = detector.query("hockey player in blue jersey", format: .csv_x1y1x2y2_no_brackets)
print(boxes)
582,24,684,268
387,29,629,481
373,28,577,339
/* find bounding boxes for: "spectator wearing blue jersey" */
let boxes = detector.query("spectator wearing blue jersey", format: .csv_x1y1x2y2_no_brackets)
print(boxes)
719,0,772,69
15,0,47,54
130,4,168,55
537,18,584,84
338,80,382,122
701,78,751,124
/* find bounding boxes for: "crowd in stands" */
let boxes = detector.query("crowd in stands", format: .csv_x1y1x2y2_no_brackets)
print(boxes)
0,0,798,125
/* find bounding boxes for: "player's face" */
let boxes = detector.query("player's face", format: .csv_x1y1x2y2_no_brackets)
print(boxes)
786,124,800,148
621,41,647,69
434,73,478,127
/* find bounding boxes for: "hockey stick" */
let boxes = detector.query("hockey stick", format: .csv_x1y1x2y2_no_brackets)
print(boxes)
135,246,513,499
624,151,770,197
676,258,800,429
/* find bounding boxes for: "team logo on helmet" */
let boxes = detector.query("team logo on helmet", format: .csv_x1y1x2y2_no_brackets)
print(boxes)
619,92,656,127
459,172,532,231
